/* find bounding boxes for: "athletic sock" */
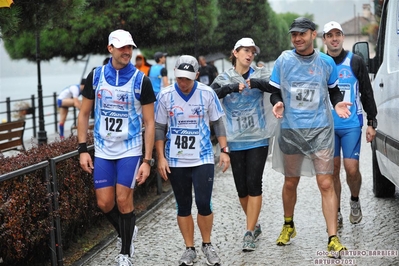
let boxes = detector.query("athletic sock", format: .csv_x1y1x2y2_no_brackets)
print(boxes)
202,242,212,247
284,216,294,228
338,207,341,213
59,123,64,137
351,196,359,202
119,211,136,256
104,204,120,237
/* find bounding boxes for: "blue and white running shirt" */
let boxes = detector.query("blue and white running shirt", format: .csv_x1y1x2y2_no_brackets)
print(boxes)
332,51,364,129
93,66,145,159
155,81,225,167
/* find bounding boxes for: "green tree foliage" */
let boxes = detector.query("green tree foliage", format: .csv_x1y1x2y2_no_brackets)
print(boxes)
213,0,290,63
1,0,218,61
1,0,315,63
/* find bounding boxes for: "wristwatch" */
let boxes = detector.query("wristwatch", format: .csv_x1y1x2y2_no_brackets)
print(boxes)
143,158,155,166
367,119,378,129
220,146,230,154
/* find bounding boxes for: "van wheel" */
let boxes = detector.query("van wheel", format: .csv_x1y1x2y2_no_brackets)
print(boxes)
372,140,395,197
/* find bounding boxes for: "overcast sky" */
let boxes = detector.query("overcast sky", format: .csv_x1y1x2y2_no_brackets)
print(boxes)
269,0,375,29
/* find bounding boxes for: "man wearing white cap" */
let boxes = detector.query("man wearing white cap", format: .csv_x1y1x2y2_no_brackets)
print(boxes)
322,21,377,228
78,29,156,266
155,55,230,266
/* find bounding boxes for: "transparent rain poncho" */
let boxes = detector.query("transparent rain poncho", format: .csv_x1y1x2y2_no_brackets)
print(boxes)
270,50,336,177
212,66,278,146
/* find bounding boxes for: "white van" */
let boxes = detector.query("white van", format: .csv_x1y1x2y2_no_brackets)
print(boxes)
353,0,399,197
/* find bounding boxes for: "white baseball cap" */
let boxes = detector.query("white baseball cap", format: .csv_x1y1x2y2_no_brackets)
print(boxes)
323,21,344,34
174,55,199,80
233,38,260,54
108,30,137,48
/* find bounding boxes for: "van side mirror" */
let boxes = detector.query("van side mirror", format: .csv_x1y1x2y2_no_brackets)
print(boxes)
353,42,370,69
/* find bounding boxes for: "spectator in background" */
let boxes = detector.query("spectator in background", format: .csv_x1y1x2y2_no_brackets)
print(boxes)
135,54,152,76
197,55,217,86
57,79,85,139
209,61,219,80
149,51,169,96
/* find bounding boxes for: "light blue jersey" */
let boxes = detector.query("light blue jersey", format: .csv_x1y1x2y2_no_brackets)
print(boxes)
333,51,363,129
148,64,164,96
155,81,225,167
212,66,276,151
270,49,338,129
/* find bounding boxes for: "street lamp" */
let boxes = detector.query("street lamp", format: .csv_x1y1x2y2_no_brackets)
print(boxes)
36,25,47,144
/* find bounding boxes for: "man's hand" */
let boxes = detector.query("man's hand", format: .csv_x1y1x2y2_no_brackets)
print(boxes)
79,153,94,174
334,101,352,118
366,126,376,143
136,163,151,186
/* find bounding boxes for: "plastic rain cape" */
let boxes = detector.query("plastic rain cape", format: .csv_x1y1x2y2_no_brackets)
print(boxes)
212,66,278,143
271,50,335,177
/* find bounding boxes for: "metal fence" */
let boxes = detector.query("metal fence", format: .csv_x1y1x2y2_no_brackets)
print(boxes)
0,145,94,266
0,93,78,140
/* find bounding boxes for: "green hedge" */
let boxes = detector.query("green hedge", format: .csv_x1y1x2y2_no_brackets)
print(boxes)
0,134,157,265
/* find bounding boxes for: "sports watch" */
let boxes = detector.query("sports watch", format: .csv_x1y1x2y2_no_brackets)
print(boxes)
143,158,155,166
220,146,230,154
367,119,378,129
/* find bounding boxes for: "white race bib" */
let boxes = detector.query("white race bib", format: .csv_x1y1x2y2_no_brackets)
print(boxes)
169,127,200,159
290,82,320,110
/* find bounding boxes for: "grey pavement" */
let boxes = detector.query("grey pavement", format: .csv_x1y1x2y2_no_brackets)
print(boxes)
77,132,399,266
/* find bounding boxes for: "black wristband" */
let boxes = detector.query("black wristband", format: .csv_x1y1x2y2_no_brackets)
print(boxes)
78,143,88,154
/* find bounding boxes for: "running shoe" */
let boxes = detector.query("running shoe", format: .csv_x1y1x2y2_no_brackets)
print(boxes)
179,248,197,266
349,199,362,224
201,244,221,266
242,231,256,252
253,224,262,241
116,225,138,257
276,224,296,246
327,236,347,259
115,254,132,266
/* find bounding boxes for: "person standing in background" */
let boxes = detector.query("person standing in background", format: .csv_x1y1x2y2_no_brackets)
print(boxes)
211,37,279,252
197,55,217,86
78,29,156,266
155,55,230,266
135,54,152,76
149,51,169,96
322,21,377,227
57,79,85,139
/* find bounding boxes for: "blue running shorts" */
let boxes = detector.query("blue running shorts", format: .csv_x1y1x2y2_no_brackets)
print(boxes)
93,156,140,189
334,127,361,160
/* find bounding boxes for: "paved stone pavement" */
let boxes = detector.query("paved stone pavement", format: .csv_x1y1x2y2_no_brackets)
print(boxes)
76,132,399,266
